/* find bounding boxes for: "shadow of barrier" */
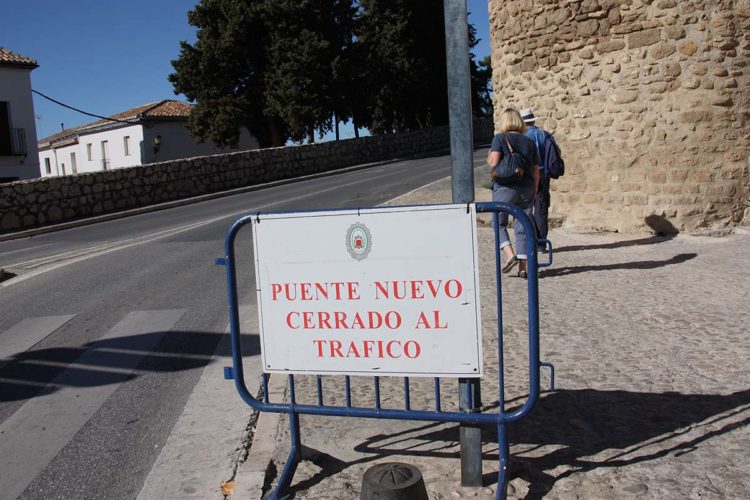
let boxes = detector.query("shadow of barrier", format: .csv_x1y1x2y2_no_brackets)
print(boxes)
0,330,260,403
217,202,554,500
346,388,750,498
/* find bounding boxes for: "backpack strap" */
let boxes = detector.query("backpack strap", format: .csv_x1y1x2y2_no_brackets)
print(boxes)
502,133,531,166
502,133,514,154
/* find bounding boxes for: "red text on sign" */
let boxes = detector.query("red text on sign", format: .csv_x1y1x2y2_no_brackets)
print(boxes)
270,281,360,301
312,339,422,359
374,279,463,300
286,310,402,330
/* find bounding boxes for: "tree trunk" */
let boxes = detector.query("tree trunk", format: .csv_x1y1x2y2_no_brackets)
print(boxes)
308,127,314,144
269,117,284,147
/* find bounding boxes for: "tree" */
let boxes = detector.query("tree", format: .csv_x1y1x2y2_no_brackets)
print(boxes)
355,0,448,134
169,0,288,148
171,0,358,147
469,26,493,119
326,1,363,140
262,0,357,143
170,0,485,146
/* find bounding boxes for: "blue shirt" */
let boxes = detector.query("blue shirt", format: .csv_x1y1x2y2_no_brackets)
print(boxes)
524,126,549,176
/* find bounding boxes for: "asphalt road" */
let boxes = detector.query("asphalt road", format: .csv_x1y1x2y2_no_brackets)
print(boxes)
0,150,488,500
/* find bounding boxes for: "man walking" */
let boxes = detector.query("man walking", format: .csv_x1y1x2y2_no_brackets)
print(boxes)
520,108,564,251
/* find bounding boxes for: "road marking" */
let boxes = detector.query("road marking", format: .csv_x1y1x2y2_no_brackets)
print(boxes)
0,315,76,369
0,309,186,500
0,215,237,287
0,242,53,258
5,217,234,270
1,163,437,289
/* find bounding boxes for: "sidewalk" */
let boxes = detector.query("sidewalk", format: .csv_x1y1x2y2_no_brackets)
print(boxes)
232,173,750,499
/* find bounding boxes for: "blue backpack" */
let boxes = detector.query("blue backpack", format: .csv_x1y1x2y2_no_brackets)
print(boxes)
543,134,565,179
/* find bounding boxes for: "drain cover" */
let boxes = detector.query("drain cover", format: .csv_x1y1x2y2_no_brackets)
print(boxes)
360,462,428,500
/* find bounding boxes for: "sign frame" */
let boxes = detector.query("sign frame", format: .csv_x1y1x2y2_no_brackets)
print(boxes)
252,203,483,378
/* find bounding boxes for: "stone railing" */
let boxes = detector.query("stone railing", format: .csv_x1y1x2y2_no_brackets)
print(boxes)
1,121,494,233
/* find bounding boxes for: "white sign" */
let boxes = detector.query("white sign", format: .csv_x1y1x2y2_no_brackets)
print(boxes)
252,204,483,377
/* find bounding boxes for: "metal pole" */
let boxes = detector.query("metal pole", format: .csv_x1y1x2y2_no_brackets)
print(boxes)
443,0,481,487
444,0,475,204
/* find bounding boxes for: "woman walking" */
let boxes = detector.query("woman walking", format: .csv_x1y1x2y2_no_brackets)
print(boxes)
487,108,541,278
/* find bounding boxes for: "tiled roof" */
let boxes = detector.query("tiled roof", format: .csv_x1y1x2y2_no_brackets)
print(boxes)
0,47,38,68
142,100,193,118
77,100,193,131
37,129,79,148
38,100,194,147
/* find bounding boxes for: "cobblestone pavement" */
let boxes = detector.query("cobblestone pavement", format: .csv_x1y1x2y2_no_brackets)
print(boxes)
259,172,750,499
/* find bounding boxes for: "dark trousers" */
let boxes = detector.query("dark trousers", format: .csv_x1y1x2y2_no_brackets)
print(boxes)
534,176,551,245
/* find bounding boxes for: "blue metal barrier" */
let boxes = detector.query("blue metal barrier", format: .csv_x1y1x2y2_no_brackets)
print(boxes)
219,202,554,500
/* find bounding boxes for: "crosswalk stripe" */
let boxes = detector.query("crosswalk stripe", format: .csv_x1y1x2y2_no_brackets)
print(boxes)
0,315,76,369
0,309,186,500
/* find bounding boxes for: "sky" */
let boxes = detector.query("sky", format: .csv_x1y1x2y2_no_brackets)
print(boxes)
2,0,492,143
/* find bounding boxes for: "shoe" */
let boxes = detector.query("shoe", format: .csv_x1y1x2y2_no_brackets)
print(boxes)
517,270,528,279
502,256,518,274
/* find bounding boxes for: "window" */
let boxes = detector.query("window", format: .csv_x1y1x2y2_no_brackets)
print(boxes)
123,135,130,156
61,163,66,176
44,157,51,174
70,152,77,174
0,102,11,155
87,143,93,161
101,140,109,170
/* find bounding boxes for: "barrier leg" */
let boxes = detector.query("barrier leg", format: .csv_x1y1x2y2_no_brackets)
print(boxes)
266,412,302,500
496,421,509,500
540,361,555,392
460,377,483,486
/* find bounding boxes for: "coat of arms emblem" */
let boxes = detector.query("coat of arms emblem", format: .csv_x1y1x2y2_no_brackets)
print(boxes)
346,223,372,260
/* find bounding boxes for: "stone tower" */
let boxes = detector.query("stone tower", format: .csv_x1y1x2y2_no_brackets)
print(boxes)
488,0,749,233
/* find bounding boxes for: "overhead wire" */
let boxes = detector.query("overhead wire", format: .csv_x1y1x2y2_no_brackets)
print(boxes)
32,89,139,126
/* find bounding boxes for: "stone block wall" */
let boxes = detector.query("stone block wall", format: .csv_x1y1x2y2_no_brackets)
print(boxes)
489,0,749,232
0,121,494,233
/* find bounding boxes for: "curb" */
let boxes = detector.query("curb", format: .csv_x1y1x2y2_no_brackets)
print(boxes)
231,374,288,499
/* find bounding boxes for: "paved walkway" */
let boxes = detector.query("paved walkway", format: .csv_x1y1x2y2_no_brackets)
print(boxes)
233,172,750,499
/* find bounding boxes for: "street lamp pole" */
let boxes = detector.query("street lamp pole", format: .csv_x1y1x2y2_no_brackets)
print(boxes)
443,0,482,488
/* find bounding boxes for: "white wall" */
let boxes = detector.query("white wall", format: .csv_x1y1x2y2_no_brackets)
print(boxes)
39,144,80,177
76,125,144,173
39,120,257,177
39,124,144,177
141,121,258,164
0,66,40,180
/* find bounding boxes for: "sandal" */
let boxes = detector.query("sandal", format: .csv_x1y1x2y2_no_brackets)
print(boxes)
502,256,518,274
517,270,528,279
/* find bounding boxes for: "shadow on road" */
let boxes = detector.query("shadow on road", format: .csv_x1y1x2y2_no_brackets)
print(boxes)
0,330,259,403
539,253,697,278
553,234,677,254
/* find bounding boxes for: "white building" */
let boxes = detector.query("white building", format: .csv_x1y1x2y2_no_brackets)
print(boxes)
0,48,40,182
38,100,257,177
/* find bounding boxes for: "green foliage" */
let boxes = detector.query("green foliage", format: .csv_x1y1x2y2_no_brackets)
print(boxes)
169,0,283,147
170,0,489,146
262,0,357,143
355,0,448,134
469,27,493,119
